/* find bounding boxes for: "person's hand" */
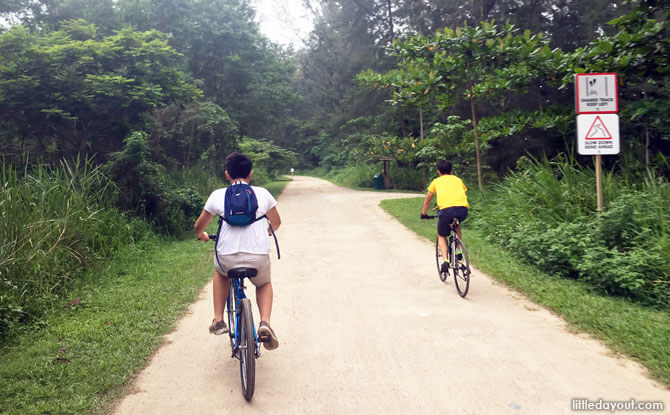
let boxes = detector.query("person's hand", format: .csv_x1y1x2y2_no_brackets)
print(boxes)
421,213,430,219
197,232,210,242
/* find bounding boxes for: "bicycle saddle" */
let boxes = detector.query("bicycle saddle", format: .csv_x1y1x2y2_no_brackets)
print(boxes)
227,267,258,279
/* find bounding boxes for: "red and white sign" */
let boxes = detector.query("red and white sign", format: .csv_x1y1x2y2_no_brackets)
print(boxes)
575,73,618,114
577,114,620,155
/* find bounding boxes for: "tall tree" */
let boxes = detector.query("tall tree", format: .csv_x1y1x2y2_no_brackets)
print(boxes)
0,20,200,163
293,0,394,166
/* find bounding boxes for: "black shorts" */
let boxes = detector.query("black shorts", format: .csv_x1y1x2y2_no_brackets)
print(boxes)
437,206,468,237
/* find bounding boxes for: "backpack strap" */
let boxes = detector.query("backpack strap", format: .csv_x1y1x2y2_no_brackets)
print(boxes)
214,216,226,273
267,219,281,260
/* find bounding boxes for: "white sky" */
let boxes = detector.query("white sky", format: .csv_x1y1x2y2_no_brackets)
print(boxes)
251,0,315,49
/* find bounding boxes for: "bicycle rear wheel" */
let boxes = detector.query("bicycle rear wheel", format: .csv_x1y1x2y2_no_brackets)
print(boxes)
238,298,256,401
435,237,447,282
452,239,471,297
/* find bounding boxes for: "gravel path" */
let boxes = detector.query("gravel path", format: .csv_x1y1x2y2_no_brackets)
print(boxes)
112,176,669,414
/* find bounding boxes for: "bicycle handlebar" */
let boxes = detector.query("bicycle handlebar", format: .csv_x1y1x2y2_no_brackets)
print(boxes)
421,214,436,219
208,234,217,241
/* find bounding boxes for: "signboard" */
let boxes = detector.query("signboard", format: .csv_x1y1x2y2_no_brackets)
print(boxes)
577,114,620,155
575,73,618,113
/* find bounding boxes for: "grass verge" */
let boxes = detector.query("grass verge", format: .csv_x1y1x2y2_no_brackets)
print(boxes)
380,197,670,387
0,179,290,415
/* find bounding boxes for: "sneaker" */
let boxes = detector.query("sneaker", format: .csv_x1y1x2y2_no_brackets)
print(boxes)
257,321,279,350
440,261,450,274
208,319,228,335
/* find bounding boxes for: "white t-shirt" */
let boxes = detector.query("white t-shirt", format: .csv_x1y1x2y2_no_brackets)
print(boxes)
204,184,277,255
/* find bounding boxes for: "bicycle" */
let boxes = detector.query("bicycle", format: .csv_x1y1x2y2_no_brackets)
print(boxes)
421,215,471,297
208,233,268,401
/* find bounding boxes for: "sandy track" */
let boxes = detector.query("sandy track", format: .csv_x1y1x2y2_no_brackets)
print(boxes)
112,176,668,414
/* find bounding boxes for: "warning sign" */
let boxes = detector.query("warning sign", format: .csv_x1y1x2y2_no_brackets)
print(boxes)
577,114,620,155
585,116,613,140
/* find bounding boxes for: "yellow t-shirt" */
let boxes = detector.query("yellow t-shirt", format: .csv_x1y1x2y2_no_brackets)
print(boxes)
427,175,469,209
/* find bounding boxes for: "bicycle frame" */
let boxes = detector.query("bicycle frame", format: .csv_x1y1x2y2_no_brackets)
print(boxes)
227,278,260,359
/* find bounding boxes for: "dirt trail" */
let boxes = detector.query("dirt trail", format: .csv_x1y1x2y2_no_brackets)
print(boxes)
112,176,669,414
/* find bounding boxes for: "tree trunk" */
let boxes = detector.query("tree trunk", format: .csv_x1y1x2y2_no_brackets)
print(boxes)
397,107,408,138
419,106,424,140
645,122,650,168
386,0,395,43
470,96,483,191
382,159,391,189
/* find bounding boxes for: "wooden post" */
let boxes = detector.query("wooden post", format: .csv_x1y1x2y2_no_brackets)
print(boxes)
595,154,603,213
380,156,394,190
382,159,390,190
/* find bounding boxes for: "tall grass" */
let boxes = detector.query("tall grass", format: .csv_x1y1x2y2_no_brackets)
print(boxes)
0,158,154,340
469,155,669,306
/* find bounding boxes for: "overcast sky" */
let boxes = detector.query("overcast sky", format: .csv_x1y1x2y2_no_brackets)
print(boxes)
251,0,315,49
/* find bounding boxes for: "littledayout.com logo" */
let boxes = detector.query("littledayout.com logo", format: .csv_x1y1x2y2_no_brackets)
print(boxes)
572,398,664,412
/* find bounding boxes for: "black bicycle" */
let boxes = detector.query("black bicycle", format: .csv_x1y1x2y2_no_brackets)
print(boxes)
423,215,471,297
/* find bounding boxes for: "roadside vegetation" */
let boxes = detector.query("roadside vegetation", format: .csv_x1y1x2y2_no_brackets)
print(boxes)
0,178,289,415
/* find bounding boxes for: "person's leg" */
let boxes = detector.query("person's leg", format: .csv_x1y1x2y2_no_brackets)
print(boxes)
212,270,230,322
438,235,449,261
437,214,451,262
456,207,468,241
256,282,273,324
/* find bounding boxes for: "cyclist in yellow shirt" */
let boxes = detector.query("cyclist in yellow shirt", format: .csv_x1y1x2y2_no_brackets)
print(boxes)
421,160,469,275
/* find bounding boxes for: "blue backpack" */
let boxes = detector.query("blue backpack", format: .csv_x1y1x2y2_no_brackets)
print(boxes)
223,182,262,226
215,182,280,260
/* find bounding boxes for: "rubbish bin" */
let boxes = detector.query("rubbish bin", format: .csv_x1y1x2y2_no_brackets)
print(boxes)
373,173,385,190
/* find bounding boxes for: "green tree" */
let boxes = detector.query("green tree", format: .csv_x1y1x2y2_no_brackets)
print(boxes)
0,21,201,164
152,101,238,175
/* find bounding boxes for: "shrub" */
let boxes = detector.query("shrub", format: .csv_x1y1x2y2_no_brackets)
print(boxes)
105,131,204,235
0,158,154,339
469,155,669,306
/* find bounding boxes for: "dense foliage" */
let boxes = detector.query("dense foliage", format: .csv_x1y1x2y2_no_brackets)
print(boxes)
0,159,155,337
470,156,669,306
0,0,300,340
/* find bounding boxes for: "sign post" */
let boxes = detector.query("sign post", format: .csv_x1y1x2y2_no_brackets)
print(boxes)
575,73,620,213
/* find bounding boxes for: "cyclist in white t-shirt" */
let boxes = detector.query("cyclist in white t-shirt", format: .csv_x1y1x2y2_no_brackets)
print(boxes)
194,152,282,350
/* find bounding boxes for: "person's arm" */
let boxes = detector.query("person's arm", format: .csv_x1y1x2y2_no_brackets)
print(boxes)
421,191,434,216
194,209,214,241
266,206,281,233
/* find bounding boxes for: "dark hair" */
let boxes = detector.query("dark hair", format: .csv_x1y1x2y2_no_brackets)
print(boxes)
437,160,452,175
225,152,253,179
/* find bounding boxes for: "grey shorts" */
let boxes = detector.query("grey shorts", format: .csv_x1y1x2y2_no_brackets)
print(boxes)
214,252,271,287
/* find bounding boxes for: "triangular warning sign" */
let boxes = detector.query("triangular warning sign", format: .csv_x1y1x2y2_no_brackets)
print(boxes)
585,116,613,140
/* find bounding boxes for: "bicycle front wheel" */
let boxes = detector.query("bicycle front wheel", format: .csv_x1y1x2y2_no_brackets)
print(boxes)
435,237,447,282
453,239,471,297
238,298,256,401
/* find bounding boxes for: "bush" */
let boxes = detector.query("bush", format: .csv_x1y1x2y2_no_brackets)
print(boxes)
331,164,379,188
105,131,204,235
469,155,669,306
0,158,155,339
